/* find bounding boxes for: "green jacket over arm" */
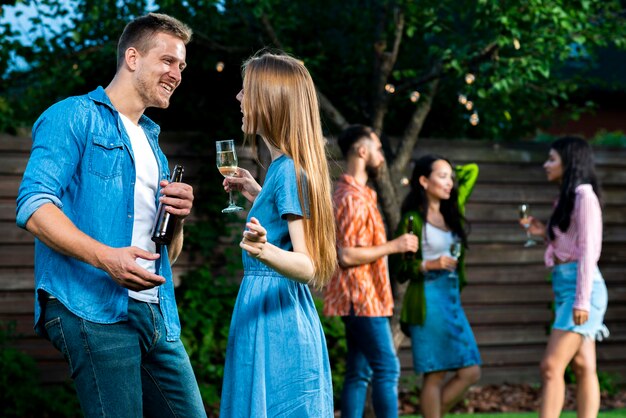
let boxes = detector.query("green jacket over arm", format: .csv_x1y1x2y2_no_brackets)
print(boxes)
390,163,479,330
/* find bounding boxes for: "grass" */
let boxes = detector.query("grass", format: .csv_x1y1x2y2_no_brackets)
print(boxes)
402,409,626,417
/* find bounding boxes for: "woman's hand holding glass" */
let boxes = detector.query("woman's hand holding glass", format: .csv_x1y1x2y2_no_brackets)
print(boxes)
223,167,262,203
448,240,462,277
427,255,458,272
518,204,537,247
216,139,244,213
518,216,547,240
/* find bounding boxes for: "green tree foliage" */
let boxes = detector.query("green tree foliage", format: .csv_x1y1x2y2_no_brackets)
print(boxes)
0,322,81,417
2,1,624,139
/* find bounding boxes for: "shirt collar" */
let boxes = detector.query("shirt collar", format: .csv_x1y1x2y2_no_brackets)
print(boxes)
338,173,377,201
87,86,161,137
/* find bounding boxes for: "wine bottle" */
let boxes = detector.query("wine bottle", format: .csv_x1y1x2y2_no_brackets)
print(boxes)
404,215,415,260
151,165,184,245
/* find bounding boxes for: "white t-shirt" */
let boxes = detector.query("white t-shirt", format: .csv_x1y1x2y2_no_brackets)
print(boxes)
119,113,160,303
421,223,455,260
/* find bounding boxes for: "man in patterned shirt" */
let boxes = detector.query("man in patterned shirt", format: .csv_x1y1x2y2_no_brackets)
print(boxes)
324,125,418,418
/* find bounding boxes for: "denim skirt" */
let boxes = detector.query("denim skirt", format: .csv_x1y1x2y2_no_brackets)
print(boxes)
552,262,609,340
409,270,481,374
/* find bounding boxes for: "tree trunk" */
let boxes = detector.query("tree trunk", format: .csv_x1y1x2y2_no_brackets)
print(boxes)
376,75,440,352
371,9,405,134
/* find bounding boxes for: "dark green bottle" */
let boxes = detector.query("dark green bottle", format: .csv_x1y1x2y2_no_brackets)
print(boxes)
151,165,184,245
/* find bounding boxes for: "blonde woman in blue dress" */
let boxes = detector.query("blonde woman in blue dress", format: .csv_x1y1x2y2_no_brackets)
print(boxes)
219,52,336,417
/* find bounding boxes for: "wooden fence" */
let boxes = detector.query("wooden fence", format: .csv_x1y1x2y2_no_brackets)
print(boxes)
1,133,625,386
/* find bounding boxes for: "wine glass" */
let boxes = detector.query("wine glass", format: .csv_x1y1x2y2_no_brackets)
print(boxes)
518,204,536,247
449,239,462,278
216,139,244,213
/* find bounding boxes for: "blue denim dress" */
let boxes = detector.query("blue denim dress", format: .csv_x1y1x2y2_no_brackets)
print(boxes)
409,270,481,374
220,156,333,418
551,262,609,340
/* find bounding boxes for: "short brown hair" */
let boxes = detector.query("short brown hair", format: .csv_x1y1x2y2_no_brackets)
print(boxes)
337,124,374,158
116,13,192,69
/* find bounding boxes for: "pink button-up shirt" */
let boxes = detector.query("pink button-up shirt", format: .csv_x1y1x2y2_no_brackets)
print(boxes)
545,184,602,312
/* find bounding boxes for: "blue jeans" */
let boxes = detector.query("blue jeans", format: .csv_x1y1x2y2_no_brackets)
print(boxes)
44,298,206,418
341,316,400,418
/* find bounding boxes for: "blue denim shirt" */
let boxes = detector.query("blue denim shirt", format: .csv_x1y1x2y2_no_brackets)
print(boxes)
16,86,182,341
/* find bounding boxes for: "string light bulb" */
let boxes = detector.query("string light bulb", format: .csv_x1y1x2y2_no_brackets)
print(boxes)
513,38,521,50
410,91,420,103
458,94,468,105
384,83,396,94
465,101,474,111
400,177,410,186
216,61,225,72
469,112,479,126
465,73,475,85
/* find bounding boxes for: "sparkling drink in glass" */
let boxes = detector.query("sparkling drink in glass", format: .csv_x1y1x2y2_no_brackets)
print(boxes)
216,139,244,213
519,203,536,247
449,240,462,278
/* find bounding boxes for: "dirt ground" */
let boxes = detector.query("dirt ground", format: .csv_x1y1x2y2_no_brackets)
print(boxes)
398,383,626,414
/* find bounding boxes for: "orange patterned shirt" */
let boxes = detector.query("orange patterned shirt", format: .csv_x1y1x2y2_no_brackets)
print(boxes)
323,174,393,317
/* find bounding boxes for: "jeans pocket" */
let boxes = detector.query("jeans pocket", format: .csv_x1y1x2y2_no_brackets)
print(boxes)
590,281,608,313
44,316,74,375
89,135,124,179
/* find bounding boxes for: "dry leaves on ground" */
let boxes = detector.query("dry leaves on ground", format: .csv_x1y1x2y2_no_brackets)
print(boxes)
399,383,626,414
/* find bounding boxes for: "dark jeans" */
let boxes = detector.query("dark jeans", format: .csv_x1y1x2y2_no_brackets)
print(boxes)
44,298,206,418
341,315,400,418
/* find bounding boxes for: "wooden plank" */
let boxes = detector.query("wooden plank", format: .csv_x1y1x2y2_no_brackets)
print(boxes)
0,244,34,267
0,291,35,314
461,284,553,305
11,338,64,360
466,264,553,284
475,163,626,186
0,314,36,335
472,324,550,345
471,183,626,205
0,222,34,244
467,305,626,325
470,223,626,244
464,243,626,266
465,243,547,265
406,139,626,167
0,155,29,175
466,203,626,224
0,269,35,291
0,177,21,198
465,305,553,325
0,134,32,152
0,200,17,221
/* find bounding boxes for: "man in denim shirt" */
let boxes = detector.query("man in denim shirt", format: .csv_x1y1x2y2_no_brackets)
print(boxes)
16,13,206,417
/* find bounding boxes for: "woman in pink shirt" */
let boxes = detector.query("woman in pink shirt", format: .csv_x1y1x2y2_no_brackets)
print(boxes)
524,136,608,418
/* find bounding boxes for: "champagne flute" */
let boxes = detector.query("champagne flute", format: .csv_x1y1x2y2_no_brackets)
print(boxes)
449,239,462,278
518,204,536,247
216,139,244,213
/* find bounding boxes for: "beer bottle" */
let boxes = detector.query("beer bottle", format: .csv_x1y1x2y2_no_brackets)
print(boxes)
151,165,184,245
404,215,415,260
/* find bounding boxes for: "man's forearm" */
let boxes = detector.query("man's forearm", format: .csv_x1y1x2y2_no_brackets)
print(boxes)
25,203,106,269
338,243,393,268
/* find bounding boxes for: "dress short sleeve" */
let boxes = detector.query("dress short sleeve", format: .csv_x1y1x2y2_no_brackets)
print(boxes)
274,157,308,219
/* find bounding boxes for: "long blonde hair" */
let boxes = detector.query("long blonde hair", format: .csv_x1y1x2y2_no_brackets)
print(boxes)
241,51,336,287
